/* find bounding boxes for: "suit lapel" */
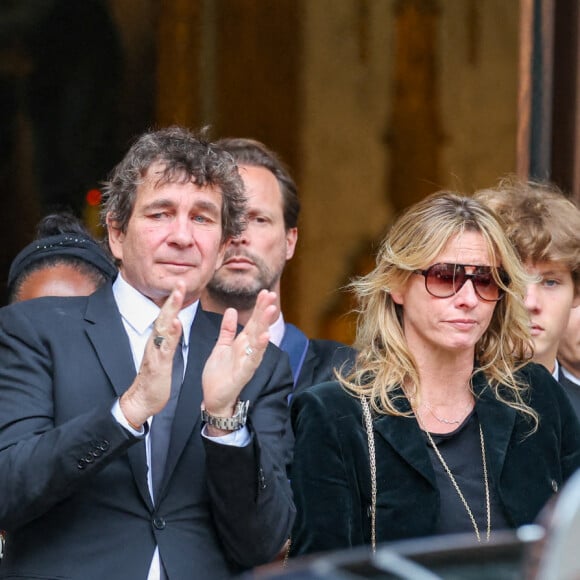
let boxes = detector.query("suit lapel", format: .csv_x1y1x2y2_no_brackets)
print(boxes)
84,285,136,397
161,308,220,497
372,391,436,486
294,346,316,393
280,323,311,390
84,284,152,510
472,374,516,488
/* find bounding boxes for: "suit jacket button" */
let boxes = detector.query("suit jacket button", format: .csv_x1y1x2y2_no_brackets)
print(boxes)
258,468,267,490
77,459,86,470
551,479,559,492
97,440,110,451
153,517,166,530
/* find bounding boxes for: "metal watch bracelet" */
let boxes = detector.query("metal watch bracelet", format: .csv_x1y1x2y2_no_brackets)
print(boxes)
201,400,249,431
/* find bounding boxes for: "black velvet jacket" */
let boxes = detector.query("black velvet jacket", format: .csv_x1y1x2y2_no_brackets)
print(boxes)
289,363,580,556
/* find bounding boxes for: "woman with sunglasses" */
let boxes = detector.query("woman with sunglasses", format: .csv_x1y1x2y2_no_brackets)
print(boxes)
289,192,580,556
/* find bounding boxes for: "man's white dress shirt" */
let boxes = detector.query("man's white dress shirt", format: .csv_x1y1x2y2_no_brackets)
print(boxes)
111,274,249,579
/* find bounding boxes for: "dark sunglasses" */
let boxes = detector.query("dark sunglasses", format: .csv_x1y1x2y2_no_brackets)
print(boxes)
414,263,510,302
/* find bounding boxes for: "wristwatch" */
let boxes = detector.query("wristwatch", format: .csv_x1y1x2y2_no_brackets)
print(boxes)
201,400,250,431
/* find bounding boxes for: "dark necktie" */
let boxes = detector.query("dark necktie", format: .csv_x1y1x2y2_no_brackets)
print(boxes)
150,333,184,503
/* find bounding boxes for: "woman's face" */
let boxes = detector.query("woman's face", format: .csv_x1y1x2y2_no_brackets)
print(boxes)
392,230,498,362
16,264,99,302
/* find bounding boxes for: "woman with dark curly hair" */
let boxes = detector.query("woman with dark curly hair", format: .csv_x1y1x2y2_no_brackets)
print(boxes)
8,212,117,303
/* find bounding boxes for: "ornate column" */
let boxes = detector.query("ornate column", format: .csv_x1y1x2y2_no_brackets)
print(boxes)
387,0,442,212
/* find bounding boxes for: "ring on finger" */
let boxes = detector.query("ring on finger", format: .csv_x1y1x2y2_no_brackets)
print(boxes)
153,335,165,349
245,345,254,357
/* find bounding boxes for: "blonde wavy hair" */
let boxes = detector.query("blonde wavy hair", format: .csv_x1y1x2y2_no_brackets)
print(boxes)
340,191,537,427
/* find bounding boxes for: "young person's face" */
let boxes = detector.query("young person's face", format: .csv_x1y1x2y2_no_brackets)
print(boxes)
108,166,224,308
524,261,580,372
558,305,580,376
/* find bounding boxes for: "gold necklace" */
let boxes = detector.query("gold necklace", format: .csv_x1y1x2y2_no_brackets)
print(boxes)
423,422,491,543
423,400,474,425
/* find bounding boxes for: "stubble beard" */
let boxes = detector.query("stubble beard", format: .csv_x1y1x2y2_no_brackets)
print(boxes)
206,253,281,312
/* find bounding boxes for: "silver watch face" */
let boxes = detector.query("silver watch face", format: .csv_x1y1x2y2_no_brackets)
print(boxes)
235,400,250,423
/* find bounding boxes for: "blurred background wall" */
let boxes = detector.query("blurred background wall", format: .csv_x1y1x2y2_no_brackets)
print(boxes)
1,0,575,341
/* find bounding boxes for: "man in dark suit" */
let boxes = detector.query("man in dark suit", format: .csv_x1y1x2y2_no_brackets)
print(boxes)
202,138,355,397
0,127,295,579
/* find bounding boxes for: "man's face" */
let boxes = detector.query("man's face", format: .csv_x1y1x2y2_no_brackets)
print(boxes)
206,164,297,310
108,166,224,308
524,261,580,372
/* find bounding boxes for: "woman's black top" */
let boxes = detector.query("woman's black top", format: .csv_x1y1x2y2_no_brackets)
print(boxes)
426,411,510,535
